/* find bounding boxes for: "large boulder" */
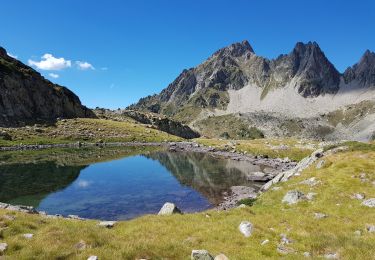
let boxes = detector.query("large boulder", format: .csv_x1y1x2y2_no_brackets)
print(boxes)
158,202,182,215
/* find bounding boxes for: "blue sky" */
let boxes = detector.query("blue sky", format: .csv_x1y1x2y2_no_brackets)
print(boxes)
1,0,374,109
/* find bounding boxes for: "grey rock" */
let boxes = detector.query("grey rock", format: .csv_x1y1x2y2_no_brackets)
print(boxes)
191,249,214,260
158,202,182,215
282,190,305,204
316,160,325,169
0,47,96,126
366,225,375,233
87,256,98,260
23,233,34,239
303,252,311,257
300,177,320,187
98,221,116,228
314,212,328,219
352,193,365,200
344,50,375,87
214,253,229,260
306,192,317,201
261,239,269,245
239,221,253,237
277,245,295,255
362,198,375,207
324,252,339,259
0,243,7,252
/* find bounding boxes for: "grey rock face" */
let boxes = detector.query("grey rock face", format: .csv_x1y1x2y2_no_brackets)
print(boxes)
158,202,182,215
282,190,305,204
130,41,343,116
0,47,95,126
344,50,375,87
191,250,214,260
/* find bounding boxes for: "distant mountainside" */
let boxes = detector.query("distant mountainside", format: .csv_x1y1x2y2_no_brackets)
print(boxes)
129,41,375,141
0,47,95,126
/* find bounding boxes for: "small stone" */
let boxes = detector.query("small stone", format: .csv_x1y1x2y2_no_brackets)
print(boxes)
282,190,305,205
98,221,116,228
87,256,98,260
352,193,365,200
158,202,182,215
362,198,375,207
277,245,295,254
366,225,375,233
303,252,311,257
300,177,320,187
214,253,229,260
306,192,317,201
314,213,328,219
75,240,87,250
316,160,325,169
324,252,339,259
261,239,269,245
191,249,214,260
280,234,292,244
23,233,34,239
0,243,7,253
239,221,253,237
271,186,281,191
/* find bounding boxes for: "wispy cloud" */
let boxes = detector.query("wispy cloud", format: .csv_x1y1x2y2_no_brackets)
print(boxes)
7,52,17,59
28,54,71,70
48,73,59,78
76,61,95,70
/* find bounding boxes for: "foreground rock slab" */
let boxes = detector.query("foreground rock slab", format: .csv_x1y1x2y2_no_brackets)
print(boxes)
0,243,8,253
158,202,182,215
191,249,214,260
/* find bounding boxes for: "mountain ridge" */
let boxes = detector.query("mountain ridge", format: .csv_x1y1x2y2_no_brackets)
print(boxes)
0,47,95,126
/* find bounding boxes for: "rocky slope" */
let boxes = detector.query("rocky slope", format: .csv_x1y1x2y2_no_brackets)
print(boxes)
130,41,375,141
0,47,95,126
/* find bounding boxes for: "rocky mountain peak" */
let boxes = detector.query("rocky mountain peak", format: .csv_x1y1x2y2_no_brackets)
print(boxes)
0,47,7,57
344,49,375,87
213,40,254,58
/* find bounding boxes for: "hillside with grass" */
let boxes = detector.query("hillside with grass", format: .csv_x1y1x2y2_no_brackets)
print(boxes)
0,142,374,259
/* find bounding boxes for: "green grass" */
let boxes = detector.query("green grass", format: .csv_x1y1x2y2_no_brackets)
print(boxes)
0,118,182,147
195,138,317,161
1,144,375,259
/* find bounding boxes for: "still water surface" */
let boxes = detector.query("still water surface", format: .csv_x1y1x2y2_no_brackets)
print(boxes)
0,147,271,220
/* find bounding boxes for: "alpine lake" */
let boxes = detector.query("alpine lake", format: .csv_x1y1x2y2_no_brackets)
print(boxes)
0,145,274,220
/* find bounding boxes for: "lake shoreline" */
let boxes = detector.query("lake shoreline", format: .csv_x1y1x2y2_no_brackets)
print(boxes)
0,141,298,219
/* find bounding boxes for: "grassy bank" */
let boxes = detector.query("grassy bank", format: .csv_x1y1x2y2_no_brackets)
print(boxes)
1,142,375,259
0,118,182,147
196,138,318,161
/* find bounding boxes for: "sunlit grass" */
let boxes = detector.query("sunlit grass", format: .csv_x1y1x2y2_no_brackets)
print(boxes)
1,145,375,259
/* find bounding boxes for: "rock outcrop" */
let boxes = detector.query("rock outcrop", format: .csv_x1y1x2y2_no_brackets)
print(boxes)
0,47,95,126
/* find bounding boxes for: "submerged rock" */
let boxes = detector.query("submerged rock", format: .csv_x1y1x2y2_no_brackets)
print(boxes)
158,202,182,215
191,249,214,260
282,190,305,205
239,221,253,237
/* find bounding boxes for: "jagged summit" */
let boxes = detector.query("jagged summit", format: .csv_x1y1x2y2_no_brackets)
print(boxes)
344,49,375,87
213,40,255,57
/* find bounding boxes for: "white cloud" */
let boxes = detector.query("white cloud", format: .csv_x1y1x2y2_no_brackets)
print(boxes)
76,61,95,70
28,54,71,70
48,73,59,78
7,52,17,59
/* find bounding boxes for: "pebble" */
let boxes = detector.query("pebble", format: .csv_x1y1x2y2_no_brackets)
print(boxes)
87,256,98,260
98,221,116,228
314,212,328,219
324,252,339,259
261,239,269,245
23,233,34,239
214,253,229,260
